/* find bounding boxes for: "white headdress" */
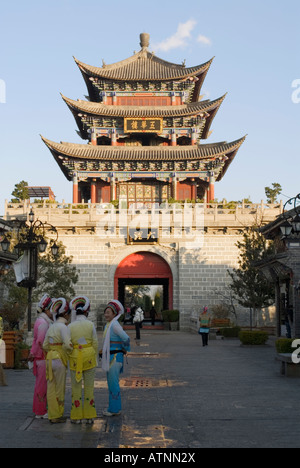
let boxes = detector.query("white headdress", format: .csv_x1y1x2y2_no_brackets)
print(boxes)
101,300,124,372
70,296,90,322
37,294,53,313
50,298,69,322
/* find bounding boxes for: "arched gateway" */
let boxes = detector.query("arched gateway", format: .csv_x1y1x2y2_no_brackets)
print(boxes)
114,252,173,311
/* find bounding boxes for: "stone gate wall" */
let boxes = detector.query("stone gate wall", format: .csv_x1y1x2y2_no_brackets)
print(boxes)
4,201,282,331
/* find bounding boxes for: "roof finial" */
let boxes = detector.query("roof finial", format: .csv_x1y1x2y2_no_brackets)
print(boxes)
140,33,150,49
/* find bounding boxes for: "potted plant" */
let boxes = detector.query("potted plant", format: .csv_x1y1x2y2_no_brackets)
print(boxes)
169,310,180,330
162,310,170,330
162,310,180,330
15,341,30,369
238,330,269,346
275,338,294,354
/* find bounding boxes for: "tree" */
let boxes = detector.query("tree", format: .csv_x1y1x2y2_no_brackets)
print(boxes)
154,291,162,315
124,285,150,309
34,242,79,300
143,295,152,313
265,183,282,204
11,181,29,202
1,263,28,329
227,227,275,328
0,241,79,329
0,302,25,331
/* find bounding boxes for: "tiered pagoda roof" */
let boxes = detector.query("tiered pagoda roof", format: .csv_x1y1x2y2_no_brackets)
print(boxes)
42,32,246,203
41,136,246,181
74,54,213,81
61,94,226,140
74,54,213,103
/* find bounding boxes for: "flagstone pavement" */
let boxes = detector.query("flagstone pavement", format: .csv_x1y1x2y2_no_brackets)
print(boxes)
1,330,300,449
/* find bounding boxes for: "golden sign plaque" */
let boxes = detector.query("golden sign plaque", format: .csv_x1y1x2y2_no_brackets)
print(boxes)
124,118,163,134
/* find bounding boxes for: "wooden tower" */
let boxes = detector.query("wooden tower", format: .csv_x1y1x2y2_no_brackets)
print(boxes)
42,33,245,206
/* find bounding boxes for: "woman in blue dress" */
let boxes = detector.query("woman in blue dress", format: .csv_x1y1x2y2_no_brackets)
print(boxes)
101,300,130,417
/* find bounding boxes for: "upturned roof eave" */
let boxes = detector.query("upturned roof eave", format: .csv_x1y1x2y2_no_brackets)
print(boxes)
259,206,299,239
61,93,226,119
41,135,246,162
73,55,214,82
41,135,246,182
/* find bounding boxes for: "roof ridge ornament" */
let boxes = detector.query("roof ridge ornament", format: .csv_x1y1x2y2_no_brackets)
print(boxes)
140,32,150,50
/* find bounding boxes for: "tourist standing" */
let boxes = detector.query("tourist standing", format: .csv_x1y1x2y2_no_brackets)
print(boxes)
102,300,130,417
133,306,144,340
68,296,98,424
150,306,157,326
0,315,7,386
29,294,53,418
199,306,211,347
43,298,72,424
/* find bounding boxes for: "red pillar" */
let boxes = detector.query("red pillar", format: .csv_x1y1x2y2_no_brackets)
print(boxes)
191,179,197,200
91,179,97,204
110,176,116,201
191,128,197,145
207,174,215,202
91,129,97,146
111,129,117,146
172,175,177,199
73,173,79,204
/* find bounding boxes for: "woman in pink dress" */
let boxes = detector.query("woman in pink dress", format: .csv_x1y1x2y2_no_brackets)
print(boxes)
29,294,53,418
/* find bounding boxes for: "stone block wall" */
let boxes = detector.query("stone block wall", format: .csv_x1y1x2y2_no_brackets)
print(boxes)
4,202,281,331
60,231,273,331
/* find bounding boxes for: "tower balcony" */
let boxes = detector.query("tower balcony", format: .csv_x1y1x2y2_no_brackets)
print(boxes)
4,200,283,242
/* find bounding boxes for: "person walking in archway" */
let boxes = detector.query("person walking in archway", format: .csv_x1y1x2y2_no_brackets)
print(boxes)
150,306,157,326
133,306,144,341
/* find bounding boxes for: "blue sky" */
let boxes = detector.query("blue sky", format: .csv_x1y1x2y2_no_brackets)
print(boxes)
0,0,299,213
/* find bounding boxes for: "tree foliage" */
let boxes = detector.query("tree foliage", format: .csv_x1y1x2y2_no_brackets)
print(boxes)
0,241,79,329
34,242,79,300
227,227,275,321
265,183,282,204
124,285,150,309
11,180,29,202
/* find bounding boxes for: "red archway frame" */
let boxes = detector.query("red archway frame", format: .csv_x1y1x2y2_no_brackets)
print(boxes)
114,251,173,310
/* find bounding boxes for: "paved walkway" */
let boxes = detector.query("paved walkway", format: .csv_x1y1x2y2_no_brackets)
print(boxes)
1,330,300,449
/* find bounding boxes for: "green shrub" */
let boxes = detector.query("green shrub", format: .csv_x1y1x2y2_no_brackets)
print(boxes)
162,310,179,322
239,330,269,345
169,310,179,322
275,338,294,354
162,310,169,322
220,326,241,338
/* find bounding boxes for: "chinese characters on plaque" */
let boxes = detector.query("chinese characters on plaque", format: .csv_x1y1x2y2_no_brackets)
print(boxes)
128,228,158,244
124,118,163,134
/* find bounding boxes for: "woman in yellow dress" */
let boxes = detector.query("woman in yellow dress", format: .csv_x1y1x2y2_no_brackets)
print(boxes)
43,298,72,424
68,296,98,424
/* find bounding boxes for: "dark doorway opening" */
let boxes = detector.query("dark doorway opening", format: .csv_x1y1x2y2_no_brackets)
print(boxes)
114,251,173,313
118,278,169,323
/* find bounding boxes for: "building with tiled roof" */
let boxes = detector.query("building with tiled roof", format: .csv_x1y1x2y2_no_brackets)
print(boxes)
42,33,246,206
